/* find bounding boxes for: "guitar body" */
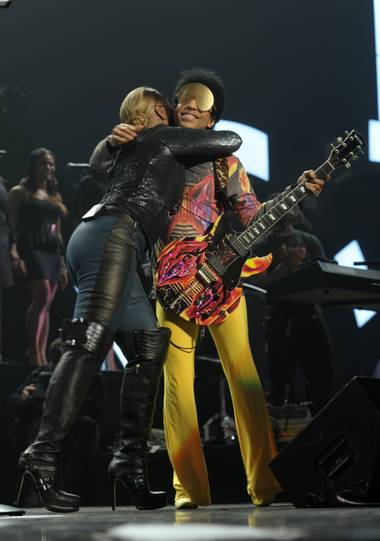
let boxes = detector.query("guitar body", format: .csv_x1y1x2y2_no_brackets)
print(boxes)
155,129,365,326
155,211,272,326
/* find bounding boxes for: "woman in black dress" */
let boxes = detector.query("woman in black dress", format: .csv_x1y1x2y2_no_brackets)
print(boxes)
15,87,241,513
8,149,68,366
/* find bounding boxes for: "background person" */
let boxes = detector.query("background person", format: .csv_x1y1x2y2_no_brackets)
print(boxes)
9,337,105,503
253,212,334,414
8,148,68,366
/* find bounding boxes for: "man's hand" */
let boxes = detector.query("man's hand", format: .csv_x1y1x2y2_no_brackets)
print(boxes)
21,384,37,401
109,123,142,147
298,170,328,197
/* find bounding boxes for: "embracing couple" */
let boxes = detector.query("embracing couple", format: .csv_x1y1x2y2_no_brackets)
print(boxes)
16,67,325,512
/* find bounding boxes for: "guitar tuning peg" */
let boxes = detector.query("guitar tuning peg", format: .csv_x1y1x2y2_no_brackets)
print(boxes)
330,143,335,148
345,163,351,168
345,130,350,136
337,137,343,143
352,156,359,161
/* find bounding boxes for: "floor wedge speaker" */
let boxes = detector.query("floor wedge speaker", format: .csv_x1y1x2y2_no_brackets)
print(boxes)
270,376,380,507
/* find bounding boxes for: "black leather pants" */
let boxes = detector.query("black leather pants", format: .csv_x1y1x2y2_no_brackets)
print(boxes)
66,213,156,331
23,213,158,458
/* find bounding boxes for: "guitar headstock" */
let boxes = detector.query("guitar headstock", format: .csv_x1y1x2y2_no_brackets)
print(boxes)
328,130,366,169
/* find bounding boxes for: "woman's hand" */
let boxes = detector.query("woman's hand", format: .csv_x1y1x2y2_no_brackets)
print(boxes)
59,267,69,291
59,257,69,291
109,123,142,147
11,249,27,279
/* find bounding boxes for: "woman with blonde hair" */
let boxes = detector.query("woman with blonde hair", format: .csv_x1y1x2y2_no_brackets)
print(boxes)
16,86,241,513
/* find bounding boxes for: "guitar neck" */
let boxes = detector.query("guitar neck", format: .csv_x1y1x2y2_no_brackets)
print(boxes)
230,160,335,255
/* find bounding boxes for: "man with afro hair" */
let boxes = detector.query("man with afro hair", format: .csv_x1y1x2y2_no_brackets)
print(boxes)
155,67,281,509
91,67,324,510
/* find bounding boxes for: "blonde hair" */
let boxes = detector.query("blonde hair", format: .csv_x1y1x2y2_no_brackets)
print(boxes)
119,86,165,127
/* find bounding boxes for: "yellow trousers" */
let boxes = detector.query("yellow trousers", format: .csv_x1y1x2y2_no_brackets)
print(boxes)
156,296,281,506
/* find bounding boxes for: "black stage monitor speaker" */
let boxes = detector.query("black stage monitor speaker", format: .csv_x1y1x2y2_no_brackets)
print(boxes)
270,376,380,507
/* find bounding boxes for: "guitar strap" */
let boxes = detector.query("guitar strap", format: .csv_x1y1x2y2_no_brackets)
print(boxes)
213,157,233,211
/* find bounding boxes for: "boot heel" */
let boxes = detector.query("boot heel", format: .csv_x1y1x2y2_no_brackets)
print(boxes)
15,469,46,508
112,480,117,511
14,471,28,507
16,454,79,513
109,466,167,511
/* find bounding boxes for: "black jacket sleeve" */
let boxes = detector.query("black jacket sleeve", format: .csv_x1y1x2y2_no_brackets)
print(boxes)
158,127,242,160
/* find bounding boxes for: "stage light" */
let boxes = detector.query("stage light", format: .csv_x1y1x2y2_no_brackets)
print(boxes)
215,120,270,181
112,342,128,368
369,0,380,163
334,240,376,328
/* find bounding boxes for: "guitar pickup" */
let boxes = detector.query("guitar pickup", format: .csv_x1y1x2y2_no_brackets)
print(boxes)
196,265,217,286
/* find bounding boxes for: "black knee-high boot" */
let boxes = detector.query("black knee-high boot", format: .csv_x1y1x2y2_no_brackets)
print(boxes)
15,319,113,513
109,327,170,510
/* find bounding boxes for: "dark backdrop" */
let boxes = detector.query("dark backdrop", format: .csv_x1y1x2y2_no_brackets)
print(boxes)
1,0,379,394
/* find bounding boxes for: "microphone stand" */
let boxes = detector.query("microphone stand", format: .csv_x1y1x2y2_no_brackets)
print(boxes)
66,162,91,170
241,281,267,298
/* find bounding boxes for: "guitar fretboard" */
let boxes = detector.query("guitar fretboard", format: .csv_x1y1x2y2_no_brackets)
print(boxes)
230,160,335,255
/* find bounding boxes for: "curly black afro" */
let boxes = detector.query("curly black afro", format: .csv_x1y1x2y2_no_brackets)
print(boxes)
173,67,225,122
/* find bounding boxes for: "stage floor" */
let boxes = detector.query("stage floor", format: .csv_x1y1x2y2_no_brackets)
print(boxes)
2,504,380,541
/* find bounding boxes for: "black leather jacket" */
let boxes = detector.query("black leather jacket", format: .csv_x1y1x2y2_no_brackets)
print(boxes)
100,125,241,244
